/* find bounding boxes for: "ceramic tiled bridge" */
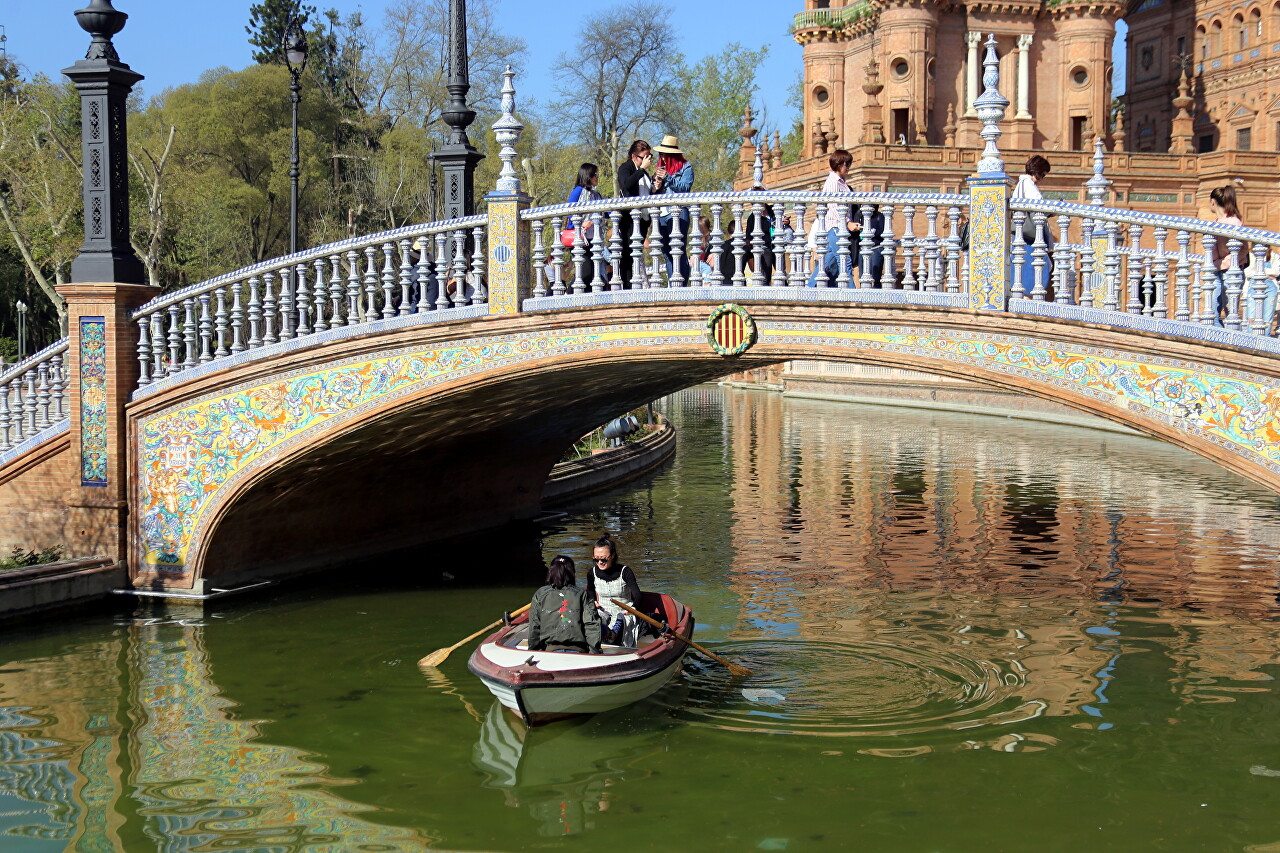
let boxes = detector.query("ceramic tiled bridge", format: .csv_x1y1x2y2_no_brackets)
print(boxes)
4,57,1280,593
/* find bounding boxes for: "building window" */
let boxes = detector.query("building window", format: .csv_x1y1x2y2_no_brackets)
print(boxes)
892,108,911,143
1071,116,1088,150
1235,14,1248,49
1237,127,1252,150
1071,67,1088,86
892,58,910,79
1176,36,1186,58
1210,20,1222,55
1198,133,1216,153
813,87,829,108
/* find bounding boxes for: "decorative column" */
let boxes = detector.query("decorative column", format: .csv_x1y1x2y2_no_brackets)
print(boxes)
967,34,1012,312
432,0,484,219
1084,136,1112,308
1015,34,1033,120
943,104,957,147
1085,136,1111,205
57,0,157,567
862,58,886,144
811,118,829,156
486,66,530,315
737,106,757,183
1169,68,1195,154
965,32,982,117
1007,33,1035,148
1112,106,1127,152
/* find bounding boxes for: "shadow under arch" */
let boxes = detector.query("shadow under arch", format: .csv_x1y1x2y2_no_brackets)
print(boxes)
129,302,1280,590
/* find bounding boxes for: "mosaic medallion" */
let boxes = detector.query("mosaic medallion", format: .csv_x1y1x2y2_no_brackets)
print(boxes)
705,304,757,356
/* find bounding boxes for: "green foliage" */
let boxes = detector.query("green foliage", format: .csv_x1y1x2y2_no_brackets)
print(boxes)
0,545,64,572
248,0,318,65
673,43,769,192
0,70,80,332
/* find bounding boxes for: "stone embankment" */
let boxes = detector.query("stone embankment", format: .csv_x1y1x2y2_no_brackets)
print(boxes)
725,362,1141,435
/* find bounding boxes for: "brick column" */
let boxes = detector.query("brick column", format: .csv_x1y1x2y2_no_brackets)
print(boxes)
56,282,157,564
486,192,531,314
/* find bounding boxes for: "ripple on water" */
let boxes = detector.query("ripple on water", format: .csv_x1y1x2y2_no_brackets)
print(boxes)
658,639,1050,750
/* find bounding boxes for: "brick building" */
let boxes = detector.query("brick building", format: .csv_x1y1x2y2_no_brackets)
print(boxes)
744,0,1280,228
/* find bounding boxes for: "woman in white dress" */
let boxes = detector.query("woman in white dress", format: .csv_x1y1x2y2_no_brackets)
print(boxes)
585,535,642,647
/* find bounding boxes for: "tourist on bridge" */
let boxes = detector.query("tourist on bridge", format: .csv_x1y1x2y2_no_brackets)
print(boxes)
566,163,607,285
616,140,655,288
807,149,883,288
1013,155,1056,297
1207,184,1251,328
586,535,642,647
651,135,694,282
527,555,602,654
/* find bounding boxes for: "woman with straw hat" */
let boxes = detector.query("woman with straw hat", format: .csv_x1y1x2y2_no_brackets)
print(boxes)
651,134,695,282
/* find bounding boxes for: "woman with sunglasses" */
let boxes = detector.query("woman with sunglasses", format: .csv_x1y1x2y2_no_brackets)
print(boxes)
585,534,642,646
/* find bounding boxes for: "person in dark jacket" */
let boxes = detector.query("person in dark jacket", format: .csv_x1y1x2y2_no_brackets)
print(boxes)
585,534,642,646
527,555,601,653
616,139,654,288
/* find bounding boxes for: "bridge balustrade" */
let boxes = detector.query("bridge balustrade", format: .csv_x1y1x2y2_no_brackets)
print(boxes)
523,192,969,294
0,341,68,454
1009,197,1280,334
128,215,489,387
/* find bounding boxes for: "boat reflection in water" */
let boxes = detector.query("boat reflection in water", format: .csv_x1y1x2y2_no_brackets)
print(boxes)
472,699,671,837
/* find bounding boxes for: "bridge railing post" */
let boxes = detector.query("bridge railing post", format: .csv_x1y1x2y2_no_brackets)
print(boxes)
486,65,531,314
966,34,1011,312
57,2,159,567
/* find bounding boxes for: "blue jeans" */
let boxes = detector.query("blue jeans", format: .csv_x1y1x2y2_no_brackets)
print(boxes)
658,215,691,282
807,228,881,287
1210,271,1227,327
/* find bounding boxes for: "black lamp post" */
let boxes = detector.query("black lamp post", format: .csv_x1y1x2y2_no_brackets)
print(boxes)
432,0,483,220
63,0,145,284
283,16,308,255
15,300,27,360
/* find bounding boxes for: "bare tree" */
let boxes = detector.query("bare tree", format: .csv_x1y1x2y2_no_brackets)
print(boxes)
362,0,526,133
551,4,682,189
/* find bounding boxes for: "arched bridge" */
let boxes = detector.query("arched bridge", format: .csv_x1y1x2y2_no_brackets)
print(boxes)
5,183,1280,592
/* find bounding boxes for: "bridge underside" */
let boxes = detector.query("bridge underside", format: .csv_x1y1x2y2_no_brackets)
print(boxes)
118,302,1280,590
198,357,757,587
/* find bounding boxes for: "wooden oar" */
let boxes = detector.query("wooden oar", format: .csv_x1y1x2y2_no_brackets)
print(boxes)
611,599,752,677
418,603,531,668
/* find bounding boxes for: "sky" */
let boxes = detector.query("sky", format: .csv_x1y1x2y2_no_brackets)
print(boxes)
1,0,806,132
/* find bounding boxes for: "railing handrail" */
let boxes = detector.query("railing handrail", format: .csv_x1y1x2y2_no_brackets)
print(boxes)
132,213,489,319
523,189,971,221
1010,197,1280,247
0,339,69,387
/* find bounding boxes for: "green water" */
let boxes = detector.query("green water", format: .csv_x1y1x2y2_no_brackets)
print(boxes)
4,386,1280,851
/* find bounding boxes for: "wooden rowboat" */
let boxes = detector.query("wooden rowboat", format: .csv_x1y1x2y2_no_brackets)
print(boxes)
467,591,694,726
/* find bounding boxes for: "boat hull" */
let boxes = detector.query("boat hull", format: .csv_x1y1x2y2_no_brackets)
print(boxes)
468,592,693,726
475,649,686,725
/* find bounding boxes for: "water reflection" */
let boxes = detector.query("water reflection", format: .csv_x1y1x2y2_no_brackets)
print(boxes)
3,386,1280,848
472,700,668,838
0,621,427,852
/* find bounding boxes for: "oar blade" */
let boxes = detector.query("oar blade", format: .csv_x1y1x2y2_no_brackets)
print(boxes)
417,647,454,668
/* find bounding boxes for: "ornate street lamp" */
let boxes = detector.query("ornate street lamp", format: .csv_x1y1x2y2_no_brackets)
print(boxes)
63,0,145,284
432,0,483,220
283,16,309,254
15,300,27,360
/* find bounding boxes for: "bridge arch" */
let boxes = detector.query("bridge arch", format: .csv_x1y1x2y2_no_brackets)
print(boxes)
128,301,1280,590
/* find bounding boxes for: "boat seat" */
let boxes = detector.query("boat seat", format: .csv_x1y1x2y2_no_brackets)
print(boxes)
511,639,647,655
